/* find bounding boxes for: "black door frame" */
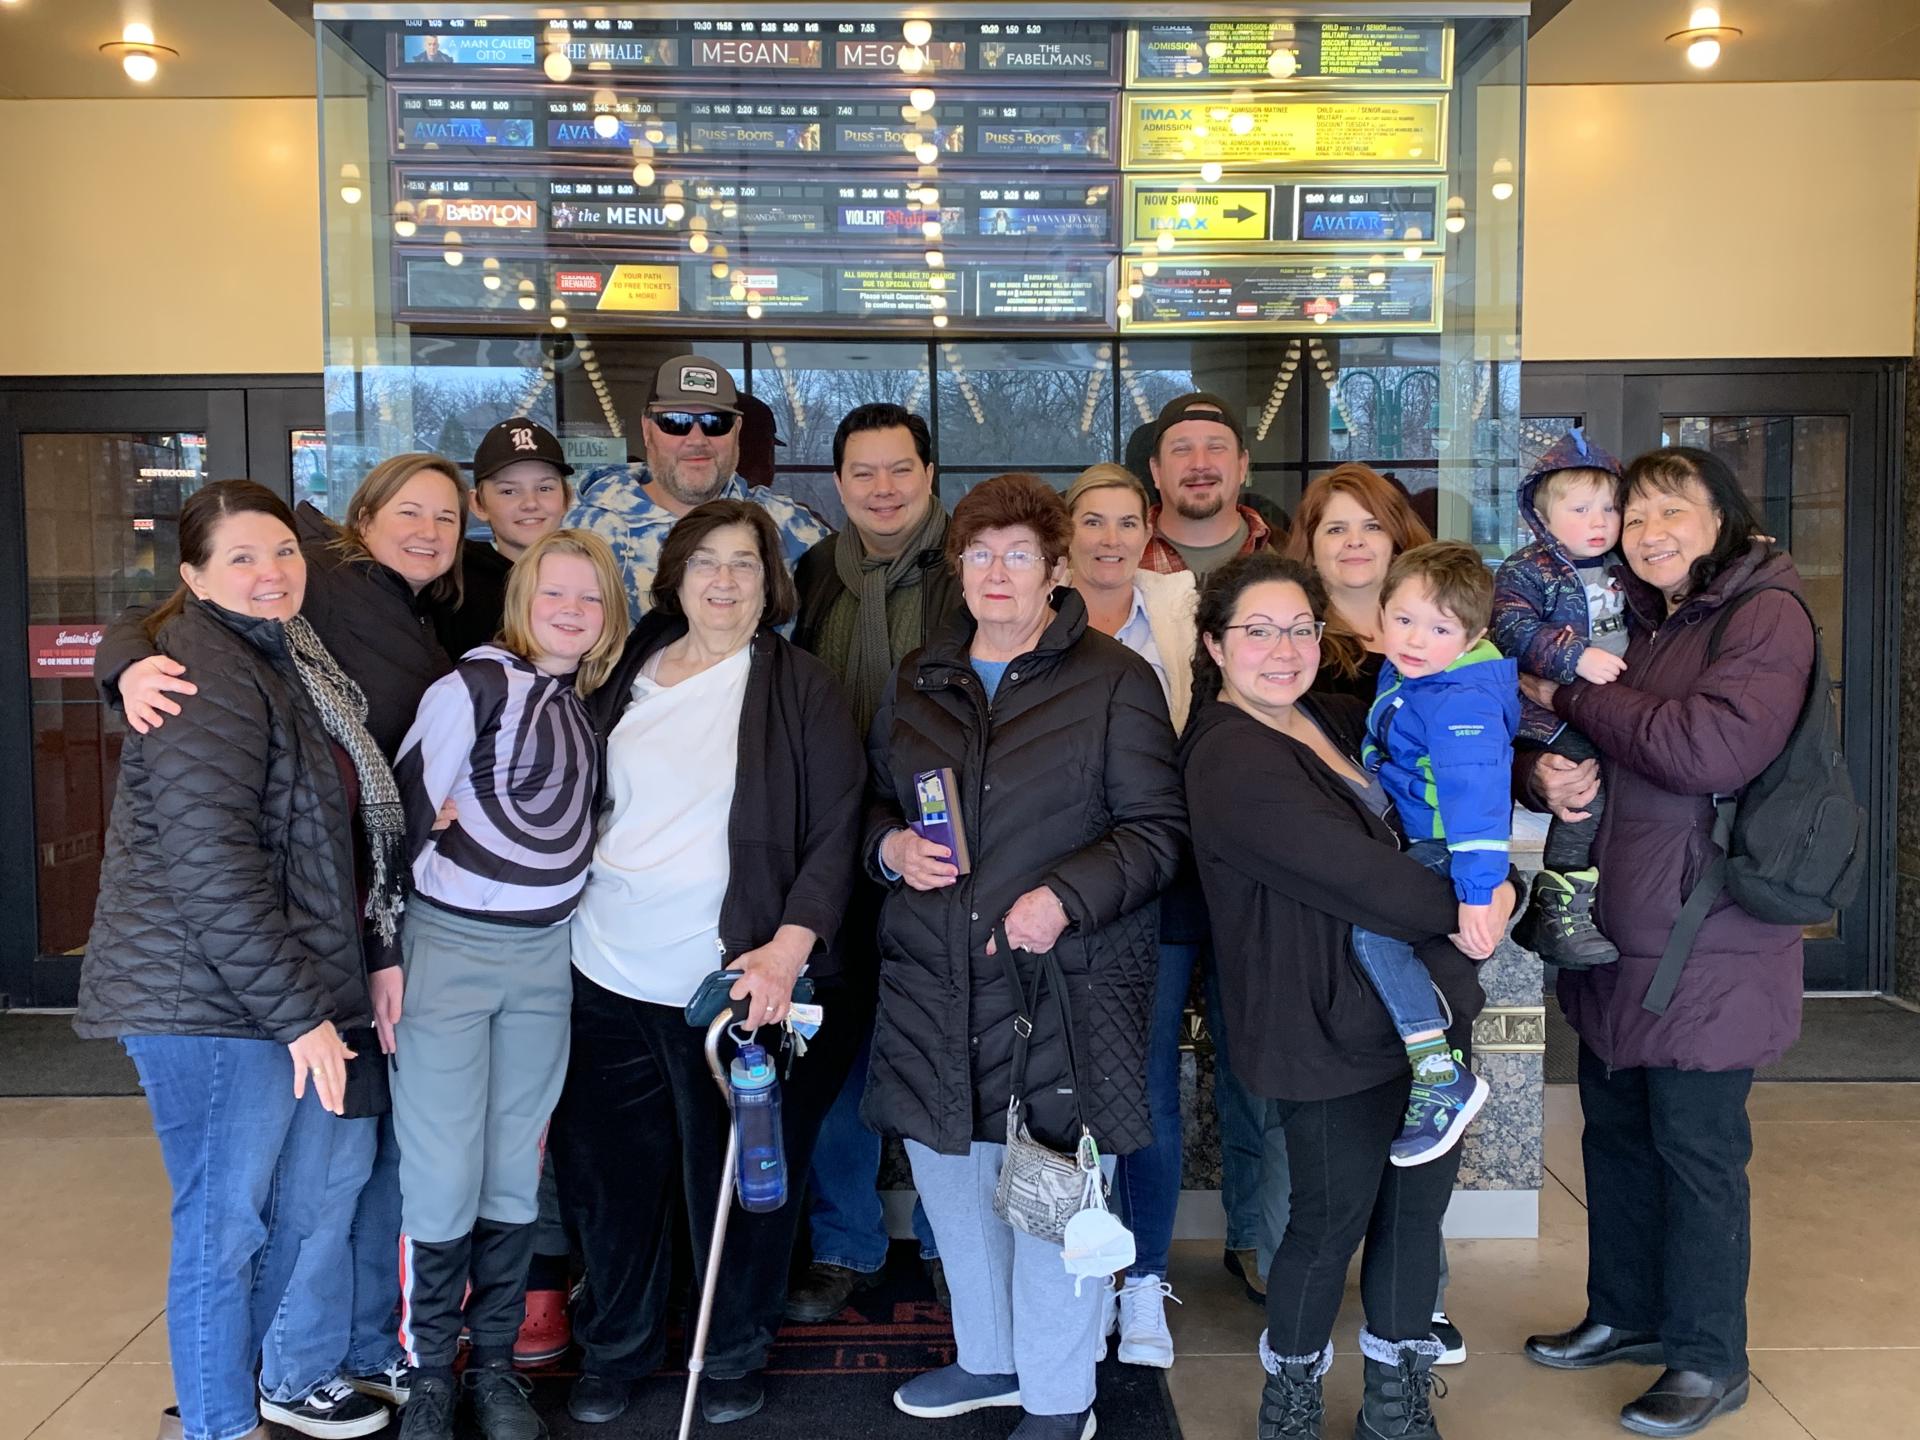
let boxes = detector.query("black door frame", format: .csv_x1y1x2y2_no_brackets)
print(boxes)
1521,358,1903,994
0,375,323,1008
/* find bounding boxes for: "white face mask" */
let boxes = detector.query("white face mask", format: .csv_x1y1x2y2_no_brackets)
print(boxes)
1059,1140,1135,1295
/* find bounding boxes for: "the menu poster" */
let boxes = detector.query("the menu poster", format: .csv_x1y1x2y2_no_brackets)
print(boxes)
1122,257,1441,333
1126,175,1443,249
1123,94,1445,171
685,260,831,316
395,171,544,233
394,92,540,152
547,181,685,240
397,28,538,68
1129,21,1449,88
833,266,957,317
976,263,1110,322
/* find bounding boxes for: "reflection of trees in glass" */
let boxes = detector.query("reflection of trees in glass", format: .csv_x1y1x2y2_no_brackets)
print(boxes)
936,345,1112,470
1330,366,1440,463
322,364,549,510
750,362,926,466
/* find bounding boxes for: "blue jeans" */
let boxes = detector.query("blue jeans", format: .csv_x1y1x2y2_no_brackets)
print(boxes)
258,1112,379,1401
1204,955,1268,1255
347,1112,407,1372
807,1031,937,1272
1114,942,1198,1279
1348,840,1452,1040
123,1035,302,1440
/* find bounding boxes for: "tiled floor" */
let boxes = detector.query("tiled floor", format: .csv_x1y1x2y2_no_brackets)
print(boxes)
1,1084,1914,1439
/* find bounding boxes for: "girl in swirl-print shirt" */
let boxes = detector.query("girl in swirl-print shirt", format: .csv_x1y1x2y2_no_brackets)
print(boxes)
386,530,629,1438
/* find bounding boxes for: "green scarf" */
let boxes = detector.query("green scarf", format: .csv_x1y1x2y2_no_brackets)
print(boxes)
831,504,948,733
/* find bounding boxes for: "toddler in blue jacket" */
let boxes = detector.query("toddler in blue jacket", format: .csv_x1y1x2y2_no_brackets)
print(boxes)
1491,428,1627,968
1356,541,1518,1166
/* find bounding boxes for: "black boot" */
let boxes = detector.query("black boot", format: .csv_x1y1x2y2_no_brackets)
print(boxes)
1619,1368,1750,1437
1257,1336,1328,1440
785,1262,881,1322
464,1358,546,1440
1355,1330,1446,1440
1512,868,1619,969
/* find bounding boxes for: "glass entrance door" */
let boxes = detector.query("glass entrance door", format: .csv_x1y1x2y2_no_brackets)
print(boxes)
0,390,244,1006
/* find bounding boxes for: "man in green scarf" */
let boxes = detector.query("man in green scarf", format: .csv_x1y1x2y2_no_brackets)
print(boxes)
787,403,963,1323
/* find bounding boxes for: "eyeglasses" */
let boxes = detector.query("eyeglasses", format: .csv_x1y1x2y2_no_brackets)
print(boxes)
685,553,763,579
1224,621,1325,646
651,410,738,438
959,547,1044,572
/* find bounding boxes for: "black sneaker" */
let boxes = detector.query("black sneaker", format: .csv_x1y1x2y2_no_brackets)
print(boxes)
701,1371,766,1424
464,1359,548,1440
397,1373,457,1440
258,1376,390,1439
1431,1311,1466,1365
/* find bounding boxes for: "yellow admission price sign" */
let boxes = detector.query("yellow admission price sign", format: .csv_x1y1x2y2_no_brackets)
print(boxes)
1123,94,1445,172
598,265,681,313
1129,183,1273,245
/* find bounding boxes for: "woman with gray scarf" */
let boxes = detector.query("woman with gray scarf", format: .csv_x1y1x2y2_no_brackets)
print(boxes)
76,480,407,1440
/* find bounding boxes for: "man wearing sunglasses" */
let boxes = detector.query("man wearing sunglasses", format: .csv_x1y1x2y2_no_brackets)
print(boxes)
566,354,828,620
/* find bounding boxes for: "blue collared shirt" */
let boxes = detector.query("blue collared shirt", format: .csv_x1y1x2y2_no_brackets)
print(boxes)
1112,582,1171,709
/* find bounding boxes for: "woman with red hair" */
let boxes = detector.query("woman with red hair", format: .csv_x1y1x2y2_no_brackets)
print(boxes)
1286,465,1433,700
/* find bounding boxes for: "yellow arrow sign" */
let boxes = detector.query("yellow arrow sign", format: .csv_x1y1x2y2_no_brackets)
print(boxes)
1131,186,1273,243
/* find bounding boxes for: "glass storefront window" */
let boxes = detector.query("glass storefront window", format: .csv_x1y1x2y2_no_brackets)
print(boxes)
24,433,207,953
315,6,1526,548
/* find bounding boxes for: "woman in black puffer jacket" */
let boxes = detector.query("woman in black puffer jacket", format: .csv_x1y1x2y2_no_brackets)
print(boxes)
864,473,1187,1440
76,481,404,1440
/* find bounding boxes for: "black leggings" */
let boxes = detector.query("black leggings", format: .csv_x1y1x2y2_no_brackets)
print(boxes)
1542,726,1606,872
1264,1074,1461,1355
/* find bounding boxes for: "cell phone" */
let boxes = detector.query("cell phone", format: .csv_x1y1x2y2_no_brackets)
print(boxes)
683,967,815,1029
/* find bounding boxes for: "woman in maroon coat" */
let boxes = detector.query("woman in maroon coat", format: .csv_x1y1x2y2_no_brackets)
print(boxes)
1517,447,1814,1439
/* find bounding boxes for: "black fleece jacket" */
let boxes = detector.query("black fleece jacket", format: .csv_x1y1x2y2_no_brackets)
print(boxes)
1179,693,1493,1102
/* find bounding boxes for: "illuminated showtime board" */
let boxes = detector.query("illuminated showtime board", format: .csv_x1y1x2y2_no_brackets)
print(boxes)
386,17,1119,83
392,169,544,232
1120,256,1441,333
1123,94,1446,171
539,172,1114,245
1125,175,1443,250
393,250,1112,330
1128,20,1450,88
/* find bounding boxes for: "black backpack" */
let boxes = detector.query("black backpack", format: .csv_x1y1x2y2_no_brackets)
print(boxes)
1646,586,1864,1015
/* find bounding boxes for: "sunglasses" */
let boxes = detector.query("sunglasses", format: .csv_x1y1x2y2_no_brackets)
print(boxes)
650,410,738,437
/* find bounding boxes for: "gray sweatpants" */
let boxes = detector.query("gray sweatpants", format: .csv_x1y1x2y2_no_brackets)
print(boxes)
392,899,572,1243
906,1139,1114,1417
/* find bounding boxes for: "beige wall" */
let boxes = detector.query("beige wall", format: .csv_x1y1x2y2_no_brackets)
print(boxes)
3,82,1919,375
0,98,321,376
1524,80,1920,360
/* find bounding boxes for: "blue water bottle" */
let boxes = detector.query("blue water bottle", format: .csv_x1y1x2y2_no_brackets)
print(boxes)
729,1042,787,1213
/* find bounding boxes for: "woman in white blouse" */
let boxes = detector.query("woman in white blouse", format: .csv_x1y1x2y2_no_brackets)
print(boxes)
550,500,865,1430
1062,462,1203,1369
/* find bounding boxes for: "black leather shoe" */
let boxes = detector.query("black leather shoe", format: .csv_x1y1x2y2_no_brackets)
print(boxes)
1620,1368,1750,1437
924,1256,952,1310
784,1261,880,1322
566,1373,633,1425
701,1372,766,1424
1525,1320,1664,1370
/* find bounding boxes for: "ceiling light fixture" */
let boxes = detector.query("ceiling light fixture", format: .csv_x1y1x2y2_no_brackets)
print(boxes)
1668,6,1741,69
101,24,177,83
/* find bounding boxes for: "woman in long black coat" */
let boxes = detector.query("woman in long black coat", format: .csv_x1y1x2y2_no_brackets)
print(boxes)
863,473,1187,1440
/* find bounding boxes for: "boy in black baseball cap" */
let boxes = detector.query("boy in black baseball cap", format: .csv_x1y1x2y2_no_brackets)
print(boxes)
438,417,574,657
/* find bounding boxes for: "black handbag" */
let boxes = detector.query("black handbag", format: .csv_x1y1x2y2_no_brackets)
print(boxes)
987,924,1103,1244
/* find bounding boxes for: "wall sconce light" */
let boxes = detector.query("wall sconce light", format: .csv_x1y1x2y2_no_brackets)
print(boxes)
1444,197,1468,234
1668,6,1741,69
337,163,363,206
1490,158,1515,202
101,24,177,83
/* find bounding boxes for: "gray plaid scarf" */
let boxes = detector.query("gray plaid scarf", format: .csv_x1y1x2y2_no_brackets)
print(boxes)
285,615,407,946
